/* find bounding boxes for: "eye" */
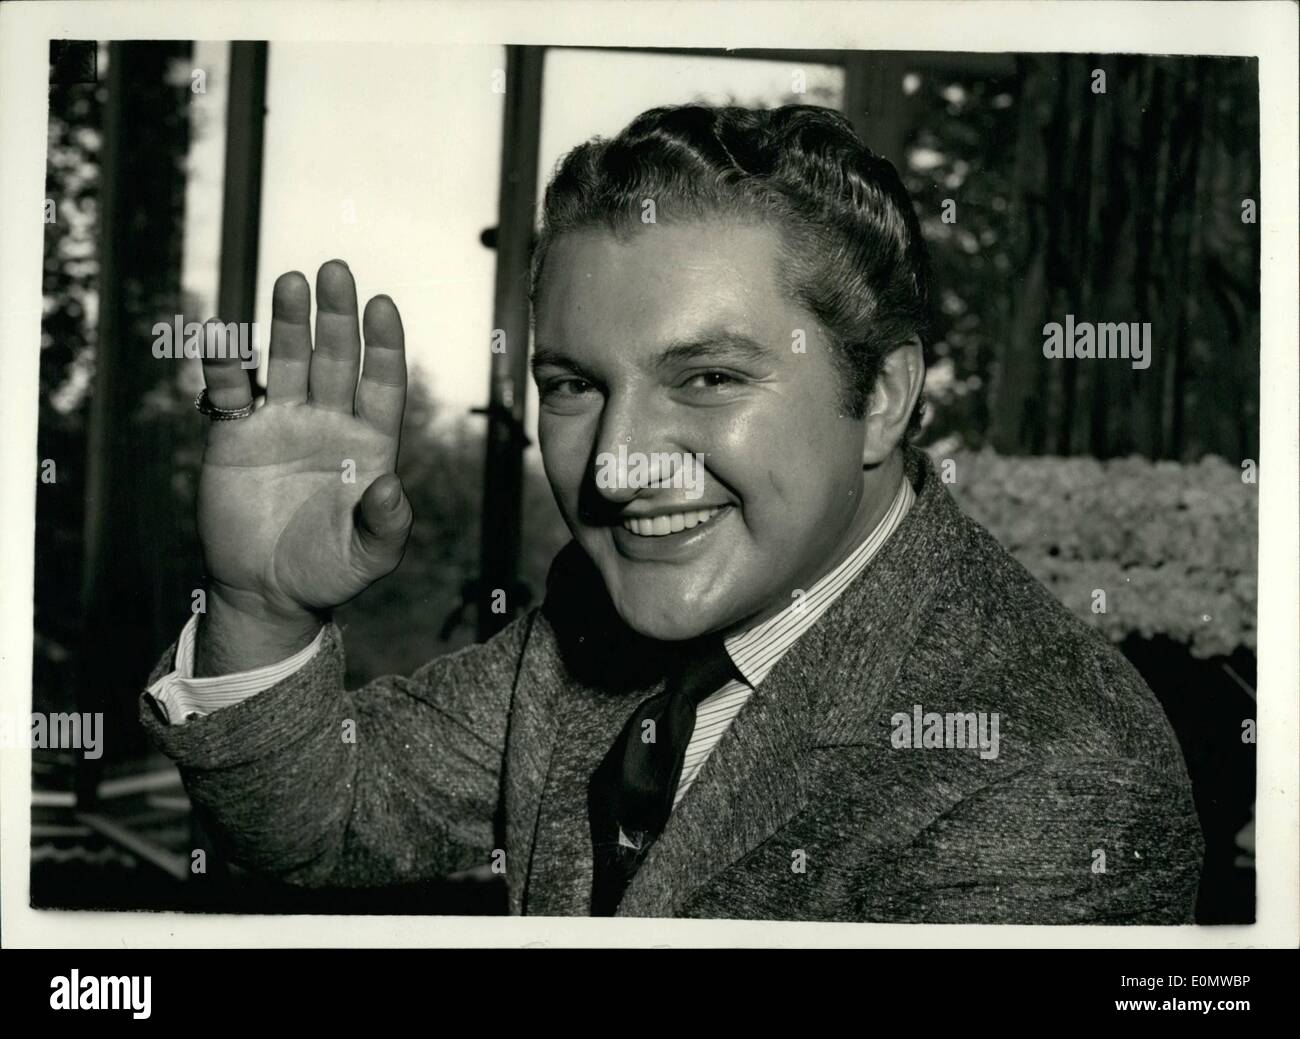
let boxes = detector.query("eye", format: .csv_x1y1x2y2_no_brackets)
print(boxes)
682,370,742,391
541,376,596,398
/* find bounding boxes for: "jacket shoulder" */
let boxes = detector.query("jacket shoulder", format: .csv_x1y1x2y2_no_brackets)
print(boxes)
903,509,1188,774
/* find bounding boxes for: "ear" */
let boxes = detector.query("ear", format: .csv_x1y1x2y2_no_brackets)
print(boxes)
862,336,925,466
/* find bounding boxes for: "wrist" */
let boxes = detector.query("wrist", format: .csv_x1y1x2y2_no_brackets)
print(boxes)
195,587,325,677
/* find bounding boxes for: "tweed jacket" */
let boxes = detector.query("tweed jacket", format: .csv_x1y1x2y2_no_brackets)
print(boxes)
140,448,1204,922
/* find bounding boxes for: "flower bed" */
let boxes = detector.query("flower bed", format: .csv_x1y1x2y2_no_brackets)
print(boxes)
934,449,1258,658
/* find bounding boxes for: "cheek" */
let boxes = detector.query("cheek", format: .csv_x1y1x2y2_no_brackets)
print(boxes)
539,416,593,506
710,395,854,521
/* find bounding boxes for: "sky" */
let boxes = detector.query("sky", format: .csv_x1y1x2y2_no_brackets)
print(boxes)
181,43,843,440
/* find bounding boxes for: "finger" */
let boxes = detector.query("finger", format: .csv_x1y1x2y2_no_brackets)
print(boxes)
356,294,407,437
352,473,414,577
200,317,253,410
309,259,361,412
265,270,312,404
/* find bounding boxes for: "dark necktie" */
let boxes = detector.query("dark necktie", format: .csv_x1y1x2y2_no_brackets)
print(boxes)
588,635,740,916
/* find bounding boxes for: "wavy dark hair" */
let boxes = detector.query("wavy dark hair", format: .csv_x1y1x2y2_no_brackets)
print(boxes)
531,103,930,432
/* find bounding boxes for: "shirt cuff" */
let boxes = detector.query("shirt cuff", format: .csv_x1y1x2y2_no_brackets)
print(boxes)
145,613,326,725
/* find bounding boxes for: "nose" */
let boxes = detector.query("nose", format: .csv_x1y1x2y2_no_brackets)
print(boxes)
590,387,684,504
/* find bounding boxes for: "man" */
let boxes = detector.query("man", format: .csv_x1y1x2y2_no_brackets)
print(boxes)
141,104,1204,921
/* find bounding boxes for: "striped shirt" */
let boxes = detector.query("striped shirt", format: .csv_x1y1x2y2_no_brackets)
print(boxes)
150,474,915,807
149,613,327,723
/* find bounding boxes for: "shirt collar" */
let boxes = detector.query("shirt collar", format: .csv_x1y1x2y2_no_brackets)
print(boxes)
722,473,915,688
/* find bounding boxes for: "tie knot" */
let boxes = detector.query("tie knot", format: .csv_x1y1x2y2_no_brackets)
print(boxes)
665,635,737,705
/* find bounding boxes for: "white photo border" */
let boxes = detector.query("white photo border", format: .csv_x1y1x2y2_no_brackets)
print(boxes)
1,0,1295,949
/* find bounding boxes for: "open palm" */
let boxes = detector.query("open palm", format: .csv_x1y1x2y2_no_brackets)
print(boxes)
197,260,413,622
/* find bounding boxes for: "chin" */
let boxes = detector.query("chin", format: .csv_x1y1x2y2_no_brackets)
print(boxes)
609,577,756,642
578,527,766,641
618,606,712,642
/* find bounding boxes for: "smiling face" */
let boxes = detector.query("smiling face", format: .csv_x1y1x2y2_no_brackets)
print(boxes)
532,219,889,641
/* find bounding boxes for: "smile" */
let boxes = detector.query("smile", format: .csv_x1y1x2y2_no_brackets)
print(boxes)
621,506,727,537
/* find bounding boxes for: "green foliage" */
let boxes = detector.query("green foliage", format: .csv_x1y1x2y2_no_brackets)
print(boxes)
908,56,1259,461
938,449,1257,658
36,67,104,697
903,72,1018,450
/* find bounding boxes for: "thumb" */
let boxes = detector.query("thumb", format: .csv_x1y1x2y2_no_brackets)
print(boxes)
353,473,414,576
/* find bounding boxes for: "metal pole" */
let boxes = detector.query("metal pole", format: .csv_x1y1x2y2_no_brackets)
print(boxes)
476,46,544,641
217,42,269,330
842,53,909,168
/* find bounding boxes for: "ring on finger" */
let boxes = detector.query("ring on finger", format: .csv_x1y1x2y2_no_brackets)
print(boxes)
194,388,254,421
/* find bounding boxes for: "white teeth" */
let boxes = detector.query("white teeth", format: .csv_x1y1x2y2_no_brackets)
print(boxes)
622,506,724,537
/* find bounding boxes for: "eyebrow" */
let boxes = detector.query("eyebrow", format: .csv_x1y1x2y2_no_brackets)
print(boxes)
530,349,593,379
652,332,773,371
531,332,774,378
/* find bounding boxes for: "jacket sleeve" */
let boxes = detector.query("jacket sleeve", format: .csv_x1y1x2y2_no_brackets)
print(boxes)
851,757,1205,924
138,612,536,888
